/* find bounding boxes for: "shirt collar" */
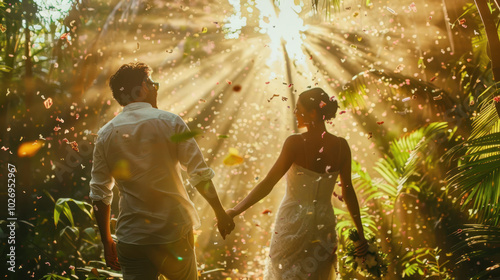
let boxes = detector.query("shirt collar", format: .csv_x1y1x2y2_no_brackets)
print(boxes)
123,102,153,112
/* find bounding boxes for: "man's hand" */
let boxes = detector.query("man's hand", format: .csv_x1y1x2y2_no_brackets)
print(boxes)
216,212,235,240
103,240,121,270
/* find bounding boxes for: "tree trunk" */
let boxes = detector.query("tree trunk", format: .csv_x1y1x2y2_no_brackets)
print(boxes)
473,0,500,117
23,20,34,108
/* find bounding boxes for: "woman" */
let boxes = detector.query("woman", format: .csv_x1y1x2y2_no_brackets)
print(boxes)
227,88,368,279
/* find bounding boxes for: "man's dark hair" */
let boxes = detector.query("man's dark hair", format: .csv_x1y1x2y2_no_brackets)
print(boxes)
109,62,152,106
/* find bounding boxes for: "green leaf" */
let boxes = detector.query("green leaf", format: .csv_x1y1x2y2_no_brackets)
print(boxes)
0,65,12,72
62,202,74,227
170,129,202,143
57,198,93,219
54,202,63,227
76,267,123,278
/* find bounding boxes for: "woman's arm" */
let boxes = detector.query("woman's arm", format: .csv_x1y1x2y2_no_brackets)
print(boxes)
339,138,369,255
228,135,297,217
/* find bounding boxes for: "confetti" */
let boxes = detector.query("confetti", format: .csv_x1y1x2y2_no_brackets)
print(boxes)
386,7,397,15
223,148,244,166
493,96,500,103
112,159,131,180
202,27,208,33
44,98,53,109
377,121,384,125
267,94,280,102
409,2,417,12
70,141,79,152
233,85,242,92
262,209,272,214
18,140,44,157
60,32,70,40
433,95,443,100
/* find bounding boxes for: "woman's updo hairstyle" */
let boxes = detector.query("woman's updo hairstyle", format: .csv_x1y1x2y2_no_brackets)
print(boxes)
298,88,338,120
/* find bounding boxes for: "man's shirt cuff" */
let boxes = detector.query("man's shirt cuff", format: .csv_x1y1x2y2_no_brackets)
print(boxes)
188,168,215,187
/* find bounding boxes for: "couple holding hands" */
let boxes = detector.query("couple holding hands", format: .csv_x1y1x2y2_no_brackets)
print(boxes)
89,62,367,280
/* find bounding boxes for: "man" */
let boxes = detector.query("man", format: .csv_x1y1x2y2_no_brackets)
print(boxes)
89,62,234,280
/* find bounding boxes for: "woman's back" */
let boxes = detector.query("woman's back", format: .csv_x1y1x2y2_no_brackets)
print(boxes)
292,132,345,174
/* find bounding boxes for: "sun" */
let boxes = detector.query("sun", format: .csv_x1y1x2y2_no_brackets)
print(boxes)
225,0,309,65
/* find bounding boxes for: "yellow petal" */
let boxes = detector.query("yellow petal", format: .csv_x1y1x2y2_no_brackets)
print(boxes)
228,147,239,155
223,152,244,166
18,140,44,157
112,159,131,180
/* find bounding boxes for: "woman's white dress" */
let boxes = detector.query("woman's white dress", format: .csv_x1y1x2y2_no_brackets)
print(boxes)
264,163,339,279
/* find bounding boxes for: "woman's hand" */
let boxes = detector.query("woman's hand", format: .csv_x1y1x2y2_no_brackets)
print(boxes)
226,208,238,218
354,236,369,256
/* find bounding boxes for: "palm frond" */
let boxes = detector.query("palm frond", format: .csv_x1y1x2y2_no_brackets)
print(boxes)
374,122,448,209
352,160,390,202
452,224,500,279
334,206,378,239
470,86,500,139
445,132,500,225
338,73,368,110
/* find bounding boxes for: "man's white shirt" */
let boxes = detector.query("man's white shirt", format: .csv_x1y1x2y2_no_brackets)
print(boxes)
89,102,214,244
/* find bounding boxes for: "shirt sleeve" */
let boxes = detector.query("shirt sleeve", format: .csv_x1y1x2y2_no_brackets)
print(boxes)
174,116,215,187
89,132,115,205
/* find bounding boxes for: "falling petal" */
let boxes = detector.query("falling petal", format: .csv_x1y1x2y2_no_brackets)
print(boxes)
18,140,44,157
44,98,53,109
112,159,131,180
262,209,272,214
223,148,244,166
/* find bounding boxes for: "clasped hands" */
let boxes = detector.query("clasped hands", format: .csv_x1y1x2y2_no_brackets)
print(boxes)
216,209,236,240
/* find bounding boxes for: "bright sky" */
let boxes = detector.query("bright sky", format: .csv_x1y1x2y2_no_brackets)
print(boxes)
33,0,73,25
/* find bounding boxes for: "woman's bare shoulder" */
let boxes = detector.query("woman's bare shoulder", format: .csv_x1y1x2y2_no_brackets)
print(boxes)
284,133,303,147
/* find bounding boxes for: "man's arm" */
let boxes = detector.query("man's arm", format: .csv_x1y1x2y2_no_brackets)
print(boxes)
174,115,235,238
194,180,234,239
89,133,120,270
93,200,120,270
